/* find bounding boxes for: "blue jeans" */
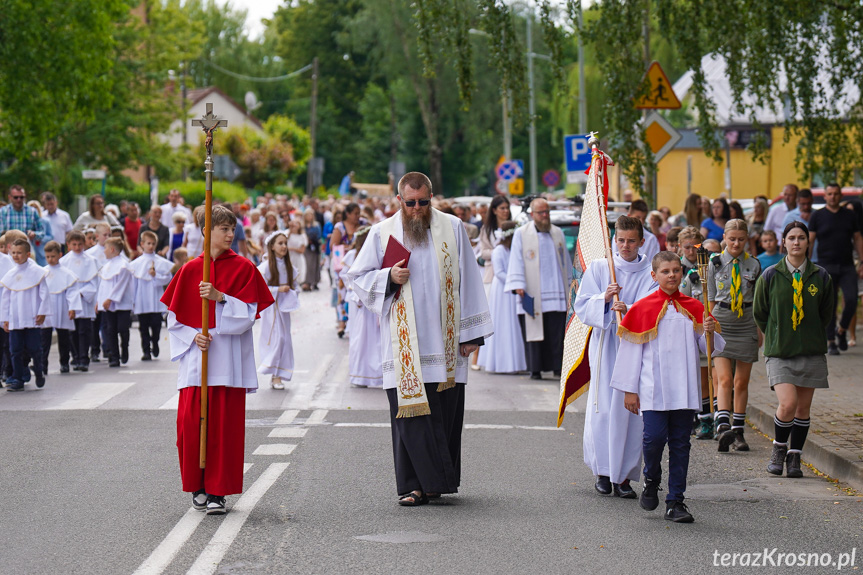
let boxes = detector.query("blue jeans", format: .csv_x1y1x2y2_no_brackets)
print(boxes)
642,409,695,502
9,328,42,385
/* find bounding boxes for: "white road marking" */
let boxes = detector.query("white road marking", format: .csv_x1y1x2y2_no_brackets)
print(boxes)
186,462,290,575
281,354,333,410
45,382,136,410
131,465,254,575
306,409,328,425
274,409,299,425
120,370,178,375
159,393,180,410
253,444,296,456
268,427,308,438
330,422,564,431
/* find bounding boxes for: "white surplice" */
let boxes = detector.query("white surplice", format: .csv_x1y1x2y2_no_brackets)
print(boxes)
0,253,15,323
640,229,660,261
0,260,51,330
575,253,657,483
478,245,526,373
610,304,726,411
345,211,493,390
168,295,259,392
60,251,99,320
97,257,133,312
256,260,300,380
129,253,173,314
45,264,79,331
86,244,107,268
343,249,383,387
505,229,572,316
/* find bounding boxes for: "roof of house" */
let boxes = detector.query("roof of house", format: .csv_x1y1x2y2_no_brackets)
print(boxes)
185,86,264,130
672,53,860,127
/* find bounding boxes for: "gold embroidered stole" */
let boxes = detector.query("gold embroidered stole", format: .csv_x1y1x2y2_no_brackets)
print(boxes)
380,209,460,418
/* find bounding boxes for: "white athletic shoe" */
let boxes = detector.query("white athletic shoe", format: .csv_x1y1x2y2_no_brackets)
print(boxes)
192,490,207,511
206,495,226,515
271,377,285,391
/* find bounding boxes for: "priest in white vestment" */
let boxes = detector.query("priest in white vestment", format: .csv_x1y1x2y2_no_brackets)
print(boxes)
346,172,493,506
575,216,657,498
505,198,572,379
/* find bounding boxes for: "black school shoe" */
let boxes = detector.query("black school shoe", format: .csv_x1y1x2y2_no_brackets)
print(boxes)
665,500,694,523
613,480,637,499
594,475,612,495
152,341,160,358
60,365,70,374
639,479,660,511
35,374,45,388
837,331,849,351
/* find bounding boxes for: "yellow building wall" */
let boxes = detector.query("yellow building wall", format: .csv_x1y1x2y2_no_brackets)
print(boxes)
655,127,806,211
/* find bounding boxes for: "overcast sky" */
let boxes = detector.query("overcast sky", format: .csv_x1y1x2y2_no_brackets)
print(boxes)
238,0,282,40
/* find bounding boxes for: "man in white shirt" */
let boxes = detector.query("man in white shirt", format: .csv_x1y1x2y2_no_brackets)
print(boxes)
764,184,798,238
160,189,193,228
40,192,74,249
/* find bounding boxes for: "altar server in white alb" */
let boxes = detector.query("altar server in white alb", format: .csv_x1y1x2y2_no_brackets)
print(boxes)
97,238,134,367
477,221,526,373
86,222,111,267
505,198,573,380
130,230,173,361
575,216,657,499
0,231,23,383
342,226,384,388
1,239,51,391
257,230,300,390
41,241,79,374
346,172,493,507
611,251,725,524
60,230,99,372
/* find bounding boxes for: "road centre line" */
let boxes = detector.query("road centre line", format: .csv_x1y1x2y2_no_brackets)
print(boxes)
306,409,328,425
253,444,296,456
131,464,254,575
331,422,563,431
186,462,290,575
274,409,299,425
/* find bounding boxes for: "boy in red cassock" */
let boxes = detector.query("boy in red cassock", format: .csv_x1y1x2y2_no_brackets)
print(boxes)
161,205,274,514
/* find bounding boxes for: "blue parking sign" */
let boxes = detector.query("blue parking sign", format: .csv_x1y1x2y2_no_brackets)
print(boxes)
564,134,592,173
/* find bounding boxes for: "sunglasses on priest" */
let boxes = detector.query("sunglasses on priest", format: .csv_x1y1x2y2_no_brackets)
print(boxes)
403,198,431,207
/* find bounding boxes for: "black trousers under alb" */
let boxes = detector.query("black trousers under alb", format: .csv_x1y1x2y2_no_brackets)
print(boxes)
103,310,131,364
138,312,163,355
40,328,71,372
70,317,93,367
519,311,566,373
386,383,465,496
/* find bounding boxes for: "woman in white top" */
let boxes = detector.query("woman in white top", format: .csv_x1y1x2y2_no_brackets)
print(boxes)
286,219,308,284
182,206,205,258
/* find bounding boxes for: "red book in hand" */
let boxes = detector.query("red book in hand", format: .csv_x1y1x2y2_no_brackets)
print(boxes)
382,236,411,300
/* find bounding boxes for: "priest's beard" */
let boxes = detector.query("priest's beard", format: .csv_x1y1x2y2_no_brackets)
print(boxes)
403,208,432,248
535,220,551,233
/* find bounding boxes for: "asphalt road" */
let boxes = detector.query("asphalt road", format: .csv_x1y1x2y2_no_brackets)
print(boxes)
0,286,860,574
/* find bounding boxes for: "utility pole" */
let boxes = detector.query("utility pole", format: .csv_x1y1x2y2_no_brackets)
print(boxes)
181,61,188,181
527,12,538,196
642,4,656,208
503,92,512,160
577,0,587,198
305,57,319,196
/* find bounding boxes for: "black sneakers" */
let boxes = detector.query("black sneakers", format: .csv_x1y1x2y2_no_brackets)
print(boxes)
665,500,694,523
731,429,750,451
639,480,660,511
206,495,227,515
594,475,612,495
828,343,840,356
786,451,803,478
35,374,45,388
192,490,208,511
767,442,788,475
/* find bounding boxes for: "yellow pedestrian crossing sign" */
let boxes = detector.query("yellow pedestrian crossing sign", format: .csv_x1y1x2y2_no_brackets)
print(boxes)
634,61,681,110
509,178,524,196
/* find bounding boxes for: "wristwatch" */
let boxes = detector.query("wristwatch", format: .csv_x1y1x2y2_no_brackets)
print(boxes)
219,293,226,304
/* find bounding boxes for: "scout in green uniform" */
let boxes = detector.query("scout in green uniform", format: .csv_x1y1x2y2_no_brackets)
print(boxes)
707,219,763,452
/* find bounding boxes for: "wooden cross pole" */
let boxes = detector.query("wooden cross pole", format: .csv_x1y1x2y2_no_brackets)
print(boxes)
191,103,227,469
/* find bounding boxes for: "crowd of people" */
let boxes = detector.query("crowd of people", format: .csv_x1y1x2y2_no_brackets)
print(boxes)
1,178,861,520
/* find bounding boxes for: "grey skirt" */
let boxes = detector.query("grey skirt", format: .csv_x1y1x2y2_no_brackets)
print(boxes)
712,305,759,363
766,355,829,389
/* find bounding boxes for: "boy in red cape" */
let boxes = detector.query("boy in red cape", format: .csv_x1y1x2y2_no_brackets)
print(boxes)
610,251,724,524
161,205,274,515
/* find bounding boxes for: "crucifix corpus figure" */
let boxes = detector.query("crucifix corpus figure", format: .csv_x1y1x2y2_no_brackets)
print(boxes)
160,103,274,515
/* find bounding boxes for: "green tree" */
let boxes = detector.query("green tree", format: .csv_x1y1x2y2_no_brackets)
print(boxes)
0,0,129,160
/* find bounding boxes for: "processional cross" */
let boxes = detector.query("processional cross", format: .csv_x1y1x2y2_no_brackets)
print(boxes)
191,103,227,469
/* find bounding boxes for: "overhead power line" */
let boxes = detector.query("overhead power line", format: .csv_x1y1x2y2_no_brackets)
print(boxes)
201,60,313,83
